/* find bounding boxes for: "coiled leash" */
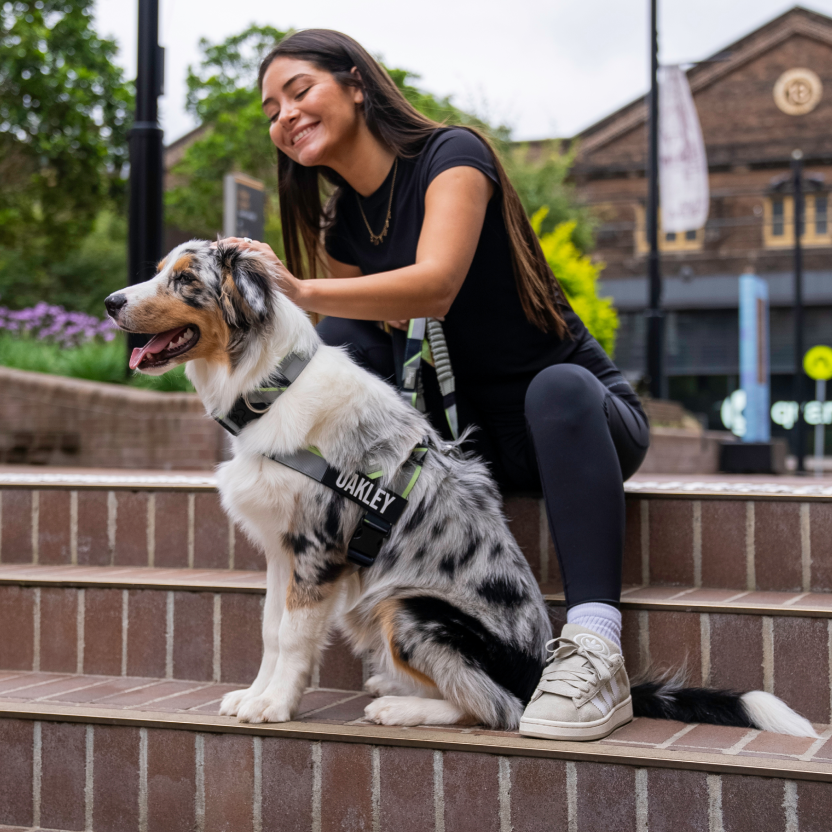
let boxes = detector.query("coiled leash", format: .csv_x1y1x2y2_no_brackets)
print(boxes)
400,318,459,440
214,345,427,567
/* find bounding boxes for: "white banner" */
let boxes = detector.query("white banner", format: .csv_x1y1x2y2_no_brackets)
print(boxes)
659,66,709,233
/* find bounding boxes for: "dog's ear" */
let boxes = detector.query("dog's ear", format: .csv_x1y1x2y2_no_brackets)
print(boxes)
216,244,275,331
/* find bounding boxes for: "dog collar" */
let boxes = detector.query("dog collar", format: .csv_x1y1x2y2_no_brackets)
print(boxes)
214,347,318,437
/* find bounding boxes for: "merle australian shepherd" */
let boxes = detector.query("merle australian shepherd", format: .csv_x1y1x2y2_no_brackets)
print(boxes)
105,240,815,737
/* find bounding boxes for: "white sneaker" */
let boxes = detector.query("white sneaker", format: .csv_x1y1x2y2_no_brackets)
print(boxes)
519,624,633,741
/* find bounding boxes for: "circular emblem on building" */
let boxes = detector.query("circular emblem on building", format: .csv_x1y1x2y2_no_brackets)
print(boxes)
774,68,823,115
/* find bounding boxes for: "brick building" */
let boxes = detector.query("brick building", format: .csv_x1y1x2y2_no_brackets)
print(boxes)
572,6,832,437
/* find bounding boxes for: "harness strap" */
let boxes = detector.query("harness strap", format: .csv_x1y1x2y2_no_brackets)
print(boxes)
215,347,318,437
268,444,428,567
400,317,458,440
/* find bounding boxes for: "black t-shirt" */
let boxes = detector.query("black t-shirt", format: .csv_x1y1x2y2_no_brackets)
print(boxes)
324,127,639,412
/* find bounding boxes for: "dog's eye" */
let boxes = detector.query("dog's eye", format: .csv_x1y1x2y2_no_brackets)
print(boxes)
177,272,197,285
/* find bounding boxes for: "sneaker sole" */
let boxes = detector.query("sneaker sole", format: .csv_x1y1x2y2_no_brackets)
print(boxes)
518,696,634,742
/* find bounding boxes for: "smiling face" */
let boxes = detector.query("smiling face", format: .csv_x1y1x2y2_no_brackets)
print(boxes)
261,57,365,168
104,242,275,375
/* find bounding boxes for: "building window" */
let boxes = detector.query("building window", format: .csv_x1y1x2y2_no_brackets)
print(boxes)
635,205,704,253
764,194,832,247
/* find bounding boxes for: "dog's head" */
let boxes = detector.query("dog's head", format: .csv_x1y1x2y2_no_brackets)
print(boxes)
105,241,276,375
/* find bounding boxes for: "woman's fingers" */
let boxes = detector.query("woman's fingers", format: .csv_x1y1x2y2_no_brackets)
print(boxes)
387,320,410,331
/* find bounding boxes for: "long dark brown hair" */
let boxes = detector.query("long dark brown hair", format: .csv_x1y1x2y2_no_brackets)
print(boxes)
258,29,567,335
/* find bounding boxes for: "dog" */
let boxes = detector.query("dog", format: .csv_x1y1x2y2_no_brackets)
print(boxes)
105,239,816,737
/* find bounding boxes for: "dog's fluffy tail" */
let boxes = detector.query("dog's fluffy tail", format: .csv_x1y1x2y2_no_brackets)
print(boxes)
632,677,818,738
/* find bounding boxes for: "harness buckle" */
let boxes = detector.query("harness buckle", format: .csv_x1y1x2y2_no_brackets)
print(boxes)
347,512,391,567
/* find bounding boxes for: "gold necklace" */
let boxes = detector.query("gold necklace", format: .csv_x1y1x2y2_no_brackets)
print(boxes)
356,158,398,245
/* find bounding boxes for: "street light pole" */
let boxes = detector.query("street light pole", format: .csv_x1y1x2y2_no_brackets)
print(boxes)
646,0,664,400
792,149,806,473
127,0,165,359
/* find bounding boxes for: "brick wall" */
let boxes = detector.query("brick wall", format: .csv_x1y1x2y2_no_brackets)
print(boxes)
0,367,227,470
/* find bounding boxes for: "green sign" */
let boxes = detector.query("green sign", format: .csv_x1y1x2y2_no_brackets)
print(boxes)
804,345,832,381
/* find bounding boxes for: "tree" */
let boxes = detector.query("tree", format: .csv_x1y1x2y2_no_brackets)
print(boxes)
532,208,618,356
0,0,132,309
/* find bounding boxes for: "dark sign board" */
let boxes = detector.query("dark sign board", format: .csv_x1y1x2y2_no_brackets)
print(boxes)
223,173,265,241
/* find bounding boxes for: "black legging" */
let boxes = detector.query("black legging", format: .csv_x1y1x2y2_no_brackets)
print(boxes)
317,318,650,608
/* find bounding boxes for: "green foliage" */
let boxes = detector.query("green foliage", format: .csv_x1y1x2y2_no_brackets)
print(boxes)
0,331,194,392
0,210,128,314
505,141,594,249
532,208,617,356
0,1,133,254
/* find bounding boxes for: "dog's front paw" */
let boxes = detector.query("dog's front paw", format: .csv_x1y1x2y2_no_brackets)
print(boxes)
364,695,427,726
237,694,294,724
219,688,252,717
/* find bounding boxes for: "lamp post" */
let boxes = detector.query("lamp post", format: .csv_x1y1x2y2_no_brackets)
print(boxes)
792,149,806,473
646,0,664,400
127,0,165,359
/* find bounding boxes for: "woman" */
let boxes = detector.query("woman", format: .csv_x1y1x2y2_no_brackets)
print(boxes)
231,29,650,741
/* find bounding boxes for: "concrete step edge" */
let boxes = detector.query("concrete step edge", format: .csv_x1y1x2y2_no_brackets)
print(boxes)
3,700,832,783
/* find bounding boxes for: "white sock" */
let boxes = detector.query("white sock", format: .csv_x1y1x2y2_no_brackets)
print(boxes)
567,602,622,651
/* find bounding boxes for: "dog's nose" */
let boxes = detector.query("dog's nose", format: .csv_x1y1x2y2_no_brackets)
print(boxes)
105,293,127,317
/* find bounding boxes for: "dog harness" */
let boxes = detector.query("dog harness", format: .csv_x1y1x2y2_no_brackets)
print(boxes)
214,346,427,567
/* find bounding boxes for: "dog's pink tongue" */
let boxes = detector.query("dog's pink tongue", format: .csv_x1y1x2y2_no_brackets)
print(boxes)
128,327,185,370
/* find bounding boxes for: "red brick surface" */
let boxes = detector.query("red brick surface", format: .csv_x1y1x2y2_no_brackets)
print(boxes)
772,616,830,724
622,498,643,585
720,774,787,832
0,586,34,670
93,725,140,832
1,490,32,564
509,757,568,832
378,746,434,832
810,502,832,592
154,492,190,568
649,500,694,585
646,768,709,832
40,721,86,831
701,500,747,589
194,493,229,569
83,588,123,676
219,593,262,684
318,633,364,691
76,490,110,566
173,590,214,681
114,491,149,567
754,502,802,592
146,728,195,832
37,490,71,564
320,741,373,832
443,751,500,832
202,733,254,832
0,719,33,827
648,611,702,684
233,526,264,572
261,738,313,831
39,586,77,673
708,613,764,691
126,589,166,678
575,762,637,831
797,780,832,832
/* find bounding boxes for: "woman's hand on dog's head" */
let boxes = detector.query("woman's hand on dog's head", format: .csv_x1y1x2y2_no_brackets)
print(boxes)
214,237,307,308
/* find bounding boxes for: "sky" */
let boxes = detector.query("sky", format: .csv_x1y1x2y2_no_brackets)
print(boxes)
94,0,832,145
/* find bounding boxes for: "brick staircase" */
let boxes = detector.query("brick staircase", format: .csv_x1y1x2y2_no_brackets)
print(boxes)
1,471,831,831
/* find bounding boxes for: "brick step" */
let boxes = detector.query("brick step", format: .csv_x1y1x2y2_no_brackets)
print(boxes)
1,670,832,832
3,566,832,723
2,474,832,593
